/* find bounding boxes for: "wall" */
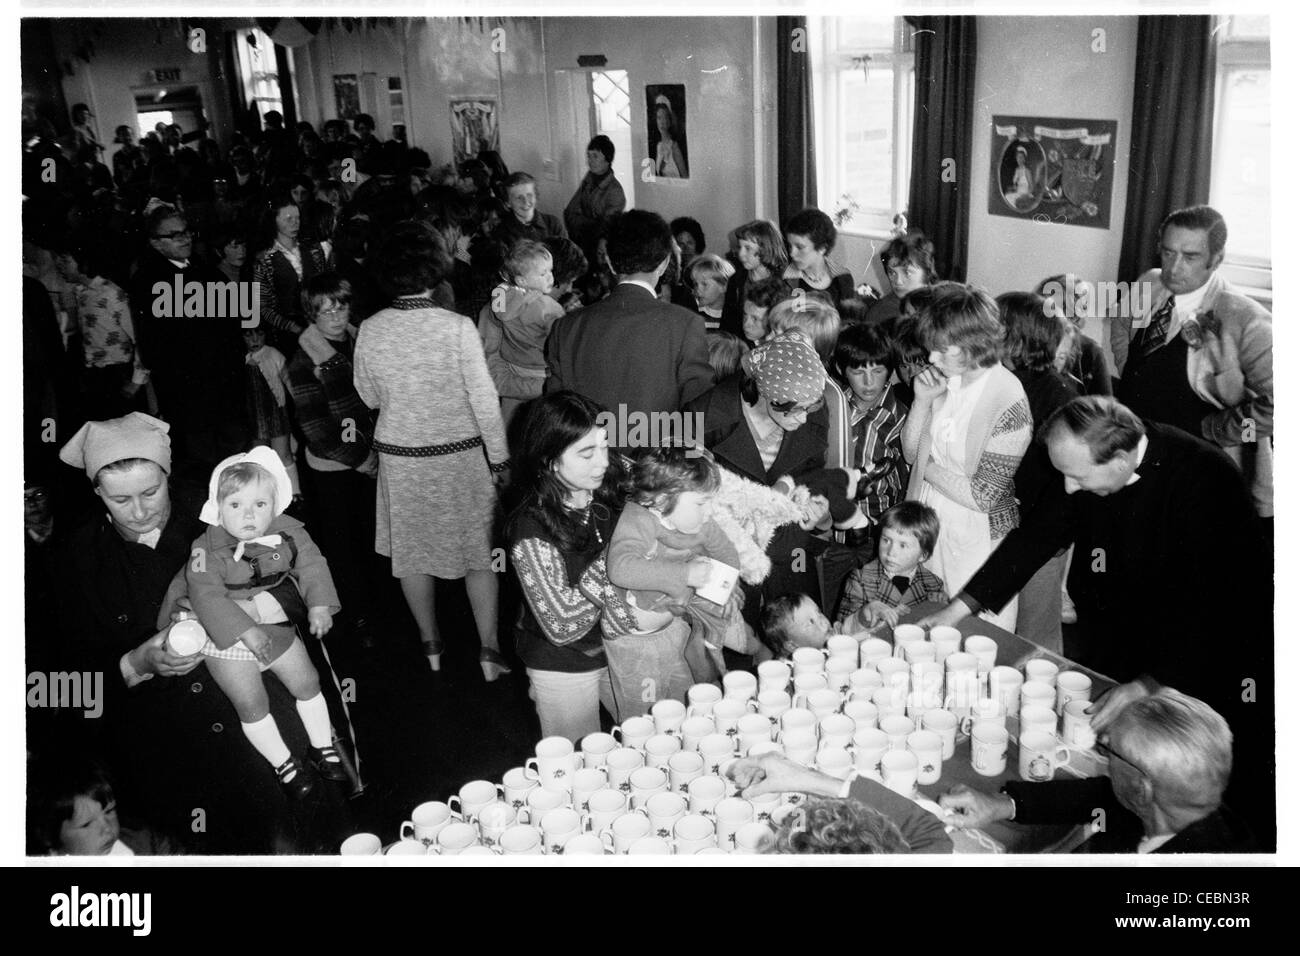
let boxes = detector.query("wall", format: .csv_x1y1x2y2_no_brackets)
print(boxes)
541,17,757,252
51,19,235,164
966,16,1138,298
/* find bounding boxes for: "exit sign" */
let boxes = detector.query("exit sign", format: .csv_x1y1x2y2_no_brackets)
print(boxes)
153,68,181,83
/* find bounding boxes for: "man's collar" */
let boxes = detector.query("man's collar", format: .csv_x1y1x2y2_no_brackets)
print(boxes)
1125,433,1150,487
618,278,658,296
166,257,189,269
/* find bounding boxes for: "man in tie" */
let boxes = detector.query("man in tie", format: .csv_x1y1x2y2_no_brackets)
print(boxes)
1112,205,1273,518
129,205,248,478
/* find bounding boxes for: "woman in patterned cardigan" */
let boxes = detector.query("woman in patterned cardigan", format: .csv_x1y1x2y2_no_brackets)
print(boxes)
252,193,328,355
902,285,1031,632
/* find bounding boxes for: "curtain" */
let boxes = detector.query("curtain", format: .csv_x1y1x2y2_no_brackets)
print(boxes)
777,15,817,224
905,16,977,282
1116,16,1217,282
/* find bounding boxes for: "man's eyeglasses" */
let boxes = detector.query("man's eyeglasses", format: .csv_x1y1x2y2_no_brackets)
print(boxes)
154,229,191,241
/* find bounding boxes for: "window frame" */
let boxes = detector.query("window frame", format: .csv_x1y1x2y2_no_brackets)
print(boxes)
810,16,915,239
1209,16,1271,292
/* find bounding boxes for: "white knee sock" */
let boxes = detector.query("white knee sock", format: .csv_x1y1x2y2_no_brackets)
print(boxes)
295,693,333,748
241,714,291,768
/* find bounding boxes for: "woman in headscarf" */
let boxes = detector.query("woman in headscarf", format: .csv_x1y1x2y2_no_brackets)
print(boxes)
50,413,355,853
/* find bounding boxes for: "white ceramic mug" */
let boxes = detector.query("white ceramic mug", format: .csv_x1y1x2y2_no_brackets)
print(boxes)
604,747,646,791
906,729,944,785
733,820,775,854
944,653,980,714
736,713,774,756
610,716,656,751
880,714,915,750
518,785,569,825
477,800,521,849
881,749,919,796
340,832,382,856
826,634,859,663
876,657,911,691
1020,680,1057,714
757,660,792,693
928,625,962,664
680,716,717,752
1055,671,1093,716
871,685,907,720
723,670,759,701
571,766,609,812
628,765,670,808
713,796,754,850
779,707,818,736
859,637,893,667
1018,730,1072,782
712,697,755,736
497,824,544,856
892,624,926,659
970,724,1009,777
1061,698,1097,749
687,682,723,717
959,698,1006,736
435,821,480,855
673,813,717,854
904,641,937,667
963,634,998,672
525,736,582,792
1024,658,1059,687
989,665,1024,714
792,672,829,707
667,750,707,793
757,689,792,722
791,646,827,676
825,656,856,691
749,791,783,824
449,779,506,823
539,806,584,854
698,734,739,776
645,790,689,839
848,668,884,700
842,698,879,731
1019,704,1058,739
805,688,842,720
398,801,457,846
921,709,958,760
580,732,619,768
561,832,607,855
582,788,628,835
651,698,687,734
605,811,652,854
687,774,728,815
643,732,682,770
780,728,818,766
501,766,537,811
819,713,856,751
852,727,890,779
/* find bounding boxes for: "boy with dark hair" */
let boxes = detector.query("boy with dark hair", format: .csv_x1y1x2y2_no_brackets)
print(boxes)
837,501,948,628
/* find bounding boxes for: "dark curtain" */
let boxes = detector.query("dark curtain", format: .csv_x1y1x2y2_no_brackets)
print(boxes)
905,16,977,282
777,15,817,224
274,43,298,131
1116,16,1217,282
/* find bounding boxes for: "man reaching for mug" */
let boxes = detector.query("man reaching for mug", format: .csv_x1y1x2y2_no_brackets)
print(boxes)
939,690,1256,853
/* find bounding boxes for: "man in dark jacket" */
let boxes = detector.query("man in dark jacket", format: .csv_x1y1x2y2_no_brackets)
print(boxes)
545,209,714,452
128,205,248,480
923,395,1272,847
941,689,1256,853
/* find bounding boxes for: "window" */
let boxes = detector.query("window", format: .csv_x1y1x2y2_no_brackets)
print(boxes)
136,111,174,141
810,17,915,236
235,27,291,121
1210,15,1270,289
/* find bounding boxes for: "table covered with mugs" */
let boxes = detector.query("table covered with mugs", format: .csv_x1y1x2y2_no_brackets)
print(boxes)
340,603,1118,857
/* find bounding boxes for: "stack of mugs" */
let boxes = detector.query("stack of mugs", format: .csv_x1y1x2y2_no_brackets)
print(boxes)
340,625,1101,856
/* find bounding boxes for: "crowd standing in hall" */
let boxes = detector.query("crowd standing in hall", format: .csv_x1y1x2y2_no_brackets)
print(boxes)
22,99,1272,855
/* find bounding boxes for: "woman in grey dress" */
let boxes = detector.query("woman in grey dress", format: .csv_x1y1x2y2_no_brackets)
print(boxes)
354,222,511,680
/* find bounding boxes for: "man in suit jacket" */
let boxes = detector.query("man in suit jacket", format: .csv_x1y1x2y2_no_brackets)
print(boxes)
1112,205,1272,516
129,205,249,479
922,396,1272,847
545,208,714,451
941,689,1256,853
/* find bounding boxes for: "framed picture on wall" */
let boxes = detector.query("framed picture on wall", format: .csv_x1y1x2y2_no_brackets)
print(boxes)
449,97,499,165
646,84,689,181
333,74,360,121
988,115,1117,228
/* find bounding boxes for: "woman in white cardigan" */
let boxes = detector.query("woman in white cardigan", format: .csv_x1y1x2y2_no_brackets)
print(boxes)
902,285,1032,632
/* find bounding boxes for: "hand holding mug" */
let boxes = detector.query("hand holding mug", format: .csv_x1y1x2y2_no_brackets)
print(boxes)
938,784,1014,830
135,629,204,678
685,557,713,590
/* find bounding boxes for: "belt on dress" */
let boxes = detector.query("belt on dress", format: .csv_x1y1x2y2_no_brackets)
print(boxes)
372,436,482,457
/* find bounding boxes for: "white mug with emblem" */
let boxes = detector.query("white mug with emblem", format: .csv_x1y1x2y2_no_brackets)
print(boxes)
698,733,738,776
852,727,890,779
872,685,907,720
687,682,723,717
435,821,480,855
610,716,655,751
749,791,783,824
819,713,856,751
921,709,958,760
825,656,856,691
757,689,792,722
398,801,457,846
571,766,609,812
449,779,505,823
876,657,911,692
605,811,652,854
881,749,919,796
713,796,754,850
340,832,382,856
680,716,716,752
645,790,689,839
582,787,628,835
879,714,915,750
736,713,774,756
1019,730,1072,782
791,646,827,676
628,765,670,808
826,634,859,663
906,729,944,785
687,774,728,815
848,668,884,700
643,733,682,770
517,785,569,825
842,698,879,731
806,688,842,720
1062,698,1097,749
539,806,584,854
1020,680,1057,714
525,736,582,792
1055,671,1093,715
501,766,537,811
673,813,717,854
667,750,706,792
712,697,755,736
1019,704,1058,740
959,698,1006,736
604,746,646,791
970,724,1009,777
651,698,688,734
734,820,775,854
792,672,829,708
580,732,619,768
477,800,520,849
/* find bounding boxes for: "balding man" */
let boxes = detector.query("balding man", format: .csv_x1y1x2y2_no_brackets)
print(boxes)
940,690,1254,853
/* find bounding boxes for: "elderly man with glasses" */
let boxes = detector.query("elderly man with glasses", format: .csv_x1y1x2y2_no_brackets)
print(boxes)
938,689,1256,853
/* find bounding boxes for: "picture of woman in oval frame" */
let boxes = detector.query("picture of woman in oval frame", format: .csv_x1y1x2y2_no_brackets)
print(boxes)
1000,138,1045,213
646,84,689,180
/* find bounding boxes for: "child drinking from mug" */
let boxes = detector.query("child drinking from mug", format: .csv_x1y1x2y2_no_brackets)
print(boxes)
837,502,948,629
760,592,859,658
479,239,565,428
602,447,747,710
182,446,345,797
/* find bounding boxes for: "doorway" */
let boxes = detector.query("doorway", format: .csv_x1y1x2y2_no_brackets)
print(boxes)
554,68,634,207
134,85,206,142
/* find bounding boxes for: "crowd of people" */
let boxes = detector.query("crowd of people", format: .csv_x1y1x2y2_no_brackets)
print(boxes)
22,101,1273,856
